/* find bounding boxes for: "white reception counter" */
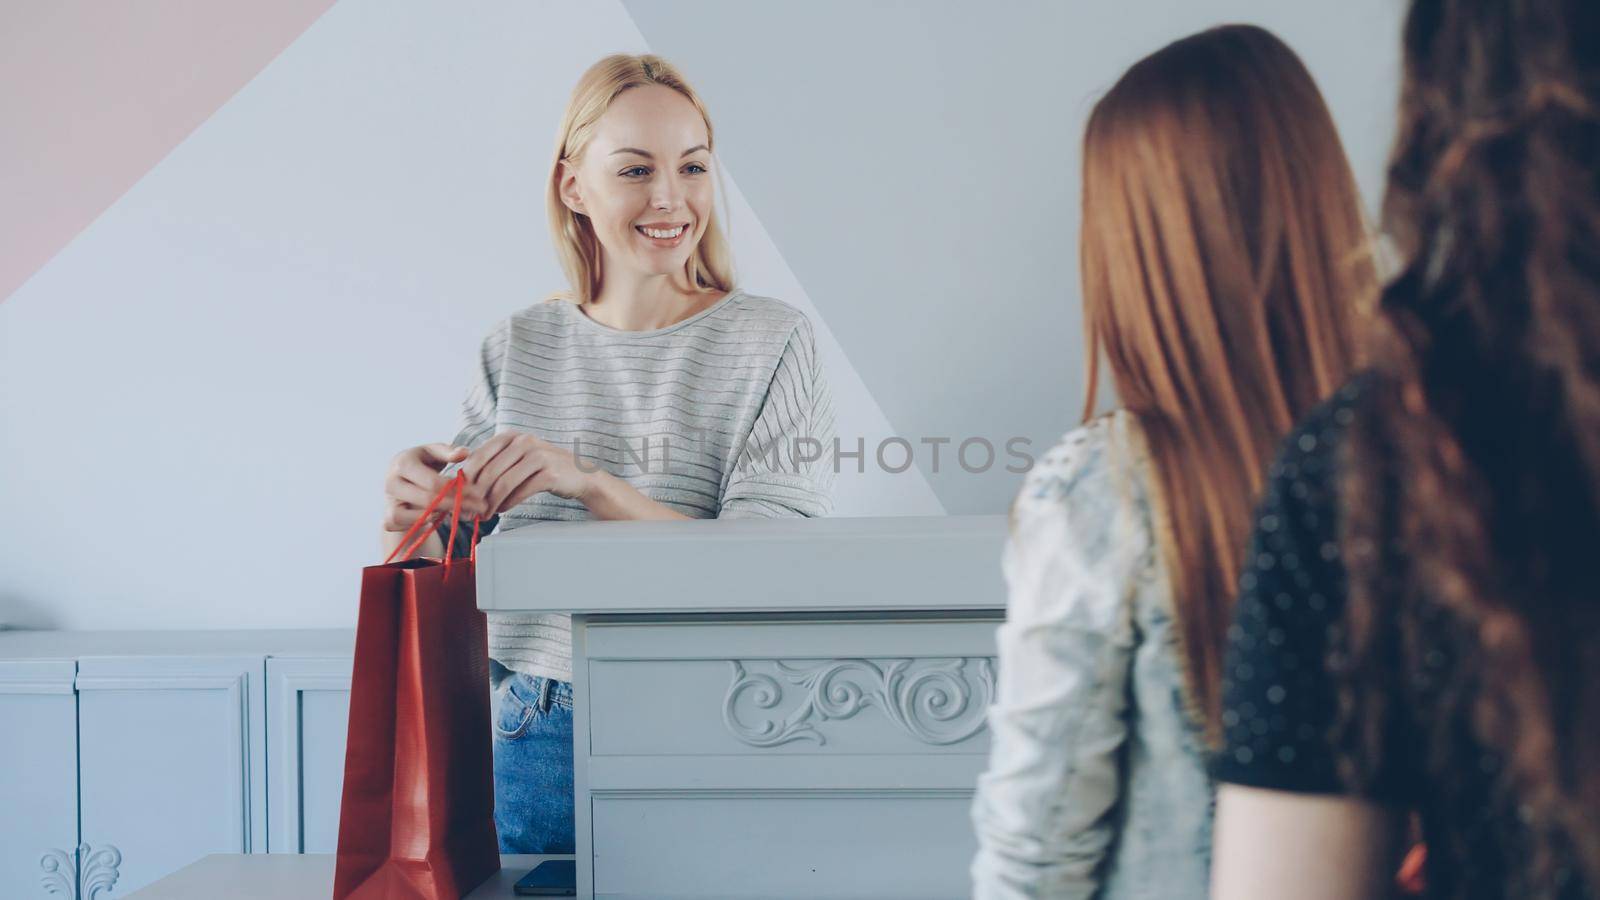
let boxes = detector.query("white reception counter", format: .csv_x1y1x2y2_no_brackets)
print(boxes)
476,514,1009,900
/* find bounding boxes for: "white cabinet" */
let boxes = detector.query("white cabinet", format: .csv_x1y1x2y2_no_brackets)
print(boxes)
265,657,352,854
76,655,267,894
0,660,79,900
0,630,353,899
481,515,1009,898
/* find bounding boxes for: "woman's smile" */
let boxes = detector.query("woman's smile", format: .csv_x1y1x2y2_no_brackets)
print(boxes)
635,221,689,248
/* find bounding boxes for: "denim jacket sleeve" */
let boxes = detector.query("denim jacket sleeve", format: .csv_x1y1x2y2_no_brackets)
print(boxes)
970,416,1141,899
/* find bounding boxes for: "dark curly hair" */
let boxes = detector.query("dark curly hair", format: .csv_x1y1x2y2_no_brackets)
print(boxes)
1337,0,1600,895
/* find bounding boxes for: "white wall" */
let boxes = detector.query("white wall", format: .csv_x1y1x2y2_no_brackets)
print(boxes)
0,0,1403,630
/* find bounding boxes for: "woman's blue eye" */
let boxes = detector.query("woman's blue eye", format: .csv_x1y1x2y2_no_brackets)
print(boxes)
685,163,707,174
621,166,649,177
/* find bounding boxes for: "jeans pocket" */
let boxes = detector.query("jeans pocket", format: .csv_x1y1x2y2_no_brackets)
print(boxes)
493,673,545,740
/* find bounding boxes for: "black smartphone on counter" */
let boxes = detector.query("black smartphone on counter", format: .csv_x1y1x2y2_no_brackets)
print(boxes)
514,859,576,896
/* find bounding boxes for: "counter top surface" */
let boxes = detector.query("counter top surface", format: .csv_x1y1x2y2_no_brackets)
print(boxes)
0,628,354,660
477,513,1009,616
125,853,574,899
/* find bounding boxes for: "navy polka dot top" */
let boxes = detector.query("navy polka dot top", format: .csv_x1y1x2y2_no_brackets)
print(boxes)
1214,377,1370,794
1214,375,1594,900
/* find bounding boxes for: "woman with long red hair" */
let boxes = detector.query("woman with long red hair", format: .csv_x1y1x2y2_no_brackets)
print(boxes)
970,24,1373,898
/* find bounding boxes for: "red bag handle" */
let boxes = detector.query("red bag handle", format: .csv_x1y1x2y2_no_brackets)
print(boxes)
384,469,482,570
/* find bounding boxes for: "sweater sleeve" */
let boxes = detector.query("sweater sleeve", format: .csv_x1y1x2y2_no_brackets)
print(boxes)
970,421,1138,899
434,319,508,557
718,316,837,519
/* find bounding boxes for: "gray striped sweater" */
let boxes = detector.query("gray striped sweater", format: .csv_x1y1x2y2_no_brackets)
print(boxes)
435,288,837,682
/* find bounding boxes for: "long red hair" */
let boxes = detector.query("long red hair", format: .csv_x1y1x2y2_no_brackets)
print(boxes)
1080,24,1374,737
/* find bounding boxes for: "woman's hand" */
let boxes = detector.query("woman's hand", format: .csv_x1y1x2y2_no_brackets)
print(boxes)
382,442,492,535
460,432,599,516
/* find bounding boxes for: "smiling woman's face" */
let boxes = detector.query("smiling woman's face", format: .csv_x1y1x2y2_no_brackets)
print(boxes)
559,84,715,287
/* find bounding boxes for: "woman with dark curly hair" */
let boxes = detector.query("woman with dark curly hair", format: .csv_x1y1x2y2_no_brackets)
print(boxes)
1211,1,1600,898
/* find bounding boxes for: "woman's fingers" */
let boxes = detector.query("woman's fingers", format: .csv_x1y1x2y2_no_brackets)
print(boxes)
417,442,467,467
386,470,439,509
382,499,409,532
384,498,448,533
382,443,482,539
460,433,516,484
393,448,454,495
495,466,552,514
454,434,560,517
464,433,553,484
387,467,486,523
484,454,547,515
476,441,530,508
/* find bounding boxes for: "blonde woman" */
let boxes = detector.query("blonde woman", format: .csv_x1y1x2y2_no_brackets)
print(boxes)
969,26,1373,898
378,54,837,853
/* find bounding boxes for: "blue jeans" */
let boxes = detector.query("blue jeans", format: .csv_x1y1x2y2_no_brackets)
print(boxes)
490,660,575,854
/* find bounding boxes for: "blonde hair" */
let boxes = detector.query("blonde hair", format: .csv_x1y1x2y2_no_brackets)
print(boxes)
545,54,734,303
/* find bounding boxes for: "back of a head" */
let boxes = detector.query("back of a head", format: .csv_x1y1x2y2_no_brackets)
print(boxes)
1338,0,1600,891
1079,24,1373,737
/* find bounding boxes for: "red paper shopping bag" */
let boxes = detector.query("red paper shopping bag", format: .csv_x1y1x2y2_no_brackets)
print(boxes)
334,472,500,899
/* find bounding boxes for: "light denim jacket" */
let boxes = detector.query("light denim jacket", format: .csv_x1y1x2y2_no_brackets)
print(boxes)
970,411,1214,899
